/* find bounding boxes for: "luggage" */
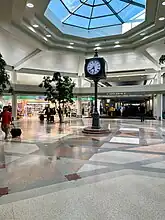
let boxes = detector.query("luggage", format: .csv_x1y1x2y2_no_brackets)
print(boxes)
50,115,54,122
39,114,44,121
10,126,22,138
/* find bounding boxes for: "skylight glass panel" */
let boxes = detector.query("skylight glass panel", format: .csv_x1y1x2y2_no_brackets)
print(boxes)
94,0,106,5
119,5,143,22
44,0,146,38
90,15,121,28
75,4,92,18
64,14,89,28
92,4,113,18
48,0,70,20
63,0,81,11
134,0,146,4
110,0,128,13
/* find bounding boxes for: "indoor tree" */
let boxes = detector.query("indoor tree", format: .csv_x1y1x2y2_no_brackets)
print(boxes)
0,53,13,94
39,72,75,123
159,55,165,65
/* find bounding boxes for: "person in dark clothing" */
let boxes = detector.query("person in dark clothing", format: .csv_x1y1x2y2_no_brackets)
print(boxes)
140,104,145,122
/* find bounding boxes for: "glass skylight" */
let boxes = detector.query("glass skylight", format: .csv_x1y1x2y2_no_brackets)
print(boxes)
44,0,146,38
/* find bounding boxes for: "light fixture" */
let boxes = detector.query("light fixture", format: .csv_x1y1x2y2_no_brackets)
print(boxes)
95,43,100,47
28,26,36,33
140,32,145,36
94,47,101,50
32,24,39,28
114,45,121,48
67,46,73,49
159,17,165,21
142,36,149,40
70,42,74,45
162,1,165,5
46,34,51,38
43,37,48,41
115,41,120,44
26,3,34,8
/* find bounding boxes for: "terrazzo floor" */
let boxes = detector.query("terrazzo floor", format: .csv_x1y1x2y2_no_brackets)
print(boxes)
0,118,165,219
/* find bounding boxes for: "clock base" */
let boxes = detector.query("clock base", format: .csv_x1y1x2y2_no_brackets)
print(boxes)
82,127,110,135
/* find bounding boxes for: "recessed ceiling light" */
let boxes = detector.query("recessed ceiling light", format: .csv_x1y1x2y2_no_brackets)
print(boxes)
95,43,100,47
28,26,36,33
43,37,48,41
94,47,101,50
115,41,120,44
26,3,34,8
70,42,74,45
162,1,165,5
67,46,73,49
159,17,165,21
114,45,121,48
32,24,39,28
142,36,149,40
140,32,145,36
46,34,51,38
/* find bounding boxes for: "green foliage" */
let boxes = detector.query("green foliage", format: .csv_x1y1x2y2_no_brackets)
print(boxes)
159,55,165,65
39,72,75,105
0,53,13,94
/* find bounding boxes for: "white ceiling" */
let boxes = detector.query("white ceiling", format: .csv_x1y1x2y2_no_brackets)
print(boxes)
0,28,35,66
0,0,164,85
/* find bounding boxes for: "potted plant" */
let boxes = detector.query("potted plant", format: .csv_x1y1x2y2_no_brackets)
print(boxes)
159,55,165,65
0,53,13,94
39,72,75,123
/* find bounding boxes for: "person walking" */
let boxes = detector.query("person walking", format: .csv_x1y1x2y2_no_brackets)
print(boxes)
1,106,12,140
140,104,145,122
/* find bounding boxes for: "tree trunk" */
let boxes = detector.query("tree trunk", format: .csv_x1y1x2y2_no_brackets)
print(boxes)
58,102,63,123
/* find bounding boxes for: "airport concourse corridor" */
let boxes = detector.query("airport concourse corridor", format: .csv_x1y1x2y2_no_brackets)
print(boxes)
0,118,165,219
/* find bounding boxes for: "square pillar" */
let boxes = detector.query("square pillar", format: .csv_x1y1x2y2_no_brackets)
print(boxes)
12,93,17,120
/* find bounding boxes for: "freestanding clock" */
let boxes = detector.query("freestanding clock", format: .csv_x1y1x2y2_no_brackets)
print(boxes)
83,50,110,134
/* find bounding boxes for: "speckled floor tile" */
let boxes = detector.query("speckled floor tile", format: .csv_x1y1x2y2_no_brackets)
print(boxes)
0,202,14,220
110,137,139,145
77,164,107,173
128,143,165,153
11,174,165,220
89,151,160,164
4,143,39,155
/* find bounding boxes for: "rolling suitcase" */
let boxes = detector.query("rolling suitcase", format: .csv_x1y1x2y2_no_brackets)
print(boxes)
10,124,22,138
50,115,54,122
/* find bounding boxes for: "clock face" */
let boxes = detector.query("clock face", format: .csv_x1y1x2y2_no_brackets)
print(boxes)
87,60,101,75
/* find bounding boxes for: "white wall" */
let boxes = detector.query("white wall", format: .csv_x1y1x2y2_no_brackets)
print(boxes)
17,73,46,85
101,51,155,72
16,73,91,87
23,51,81,73
0,29,35,66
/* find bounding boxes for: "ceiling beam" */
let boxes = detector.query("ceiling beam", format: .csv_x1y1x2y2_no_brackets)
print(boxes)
120,0,145,8
14,49,42,70
136,49,161,71
17,68,78,77
102,0,124,23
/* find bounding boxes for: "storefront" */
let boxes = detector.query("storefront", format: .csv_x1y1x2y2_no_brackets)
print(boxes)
0,96,48,118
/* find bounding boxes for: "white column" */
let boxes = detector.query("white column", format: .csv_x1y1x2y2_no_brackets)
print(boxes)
156,72,163,120
77,77,82,117
77,56,85,118
156,94,162,120
12,93,17,120
12,70,17,84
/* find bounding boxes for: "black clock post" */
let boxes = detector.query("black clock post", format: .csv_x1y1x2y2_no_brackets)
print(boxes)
92,51,100,129
83,50,110,134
